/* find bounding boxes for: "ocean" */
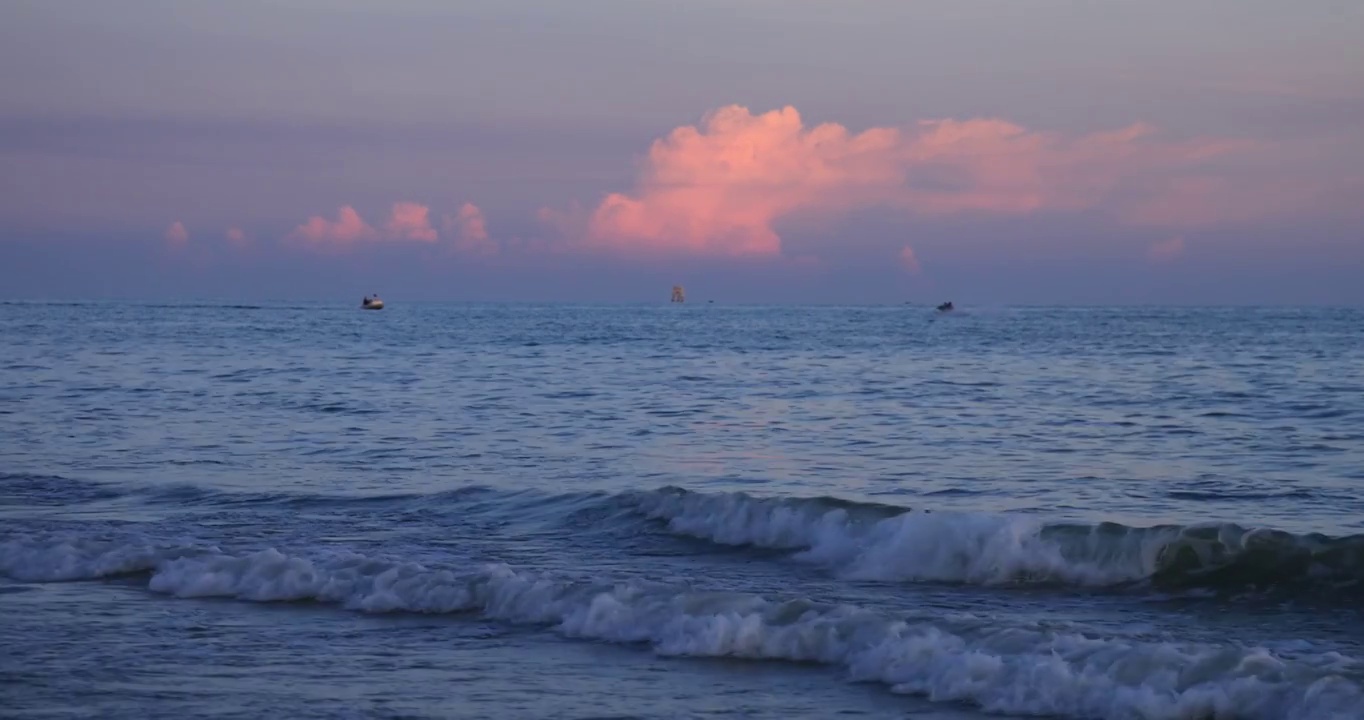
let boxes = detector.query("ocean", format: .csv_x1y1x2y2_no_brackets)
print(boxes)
2,301,1362,720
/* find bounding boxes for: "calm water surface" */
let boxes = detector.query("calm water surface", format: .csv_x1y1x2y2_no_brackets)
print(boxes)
2,302,1363,720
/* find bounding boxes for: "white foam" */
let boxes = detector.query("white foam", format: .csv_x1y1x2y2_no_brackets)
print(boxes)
631,490,1184,586
4,534,1359,720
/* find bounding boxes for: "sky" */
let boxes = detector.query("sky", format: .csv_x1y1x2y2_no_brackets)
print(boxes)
2,0,1362,304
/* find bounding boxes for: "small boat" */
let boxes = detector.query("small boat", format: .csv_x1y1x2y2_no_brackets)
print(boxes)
362,295,384,310
936,301,954,312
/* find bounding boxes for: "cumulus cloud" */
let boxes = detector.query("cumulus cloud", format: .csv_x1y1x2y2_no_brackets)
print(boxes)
899,245,921,274
289,205,377,246
444,202,497,255
225,227,248,247
1118,172,1364,228
567,105,1251,258
164,220,188,248
384,201,439,242
288,202,443,248
1148,235,1186,263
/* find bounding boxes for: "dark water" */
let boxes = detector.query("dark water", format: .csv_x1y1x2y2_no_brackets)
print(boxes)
2,301,1363,720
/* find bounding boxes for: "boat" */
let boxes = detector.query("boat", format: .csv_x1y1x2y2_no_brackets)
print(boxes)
362,295,384,310
936,301,954,312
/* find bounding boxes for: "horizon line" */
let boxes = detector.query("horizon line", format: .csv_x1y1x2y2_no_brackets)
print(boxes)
3,297,1361,310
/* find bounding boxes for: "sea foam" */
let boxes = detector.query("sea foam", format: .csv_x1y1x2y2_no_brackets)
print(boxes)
628,487,1364,594
3,531,1361,720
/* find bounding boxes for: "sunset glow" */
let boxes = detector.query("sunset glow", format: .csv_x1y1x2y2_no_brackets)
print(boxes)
2,1,1360,303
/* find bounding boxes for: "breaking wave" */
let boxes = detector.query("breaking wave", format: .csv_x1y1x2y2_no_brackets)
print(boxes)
7,474,1362,599
1,532,1360,720
625,488,1364,596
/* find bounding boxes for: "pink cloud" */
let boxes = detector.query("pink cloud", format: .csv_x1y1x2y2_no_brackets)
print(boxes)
288,202,445,248
1148,235,1186,263
565,105,1253,258
225,227,248,247
164,220,188,248
289,205,377,246
1119,172,1364,228
444,202,497,255
899,246,921,274
384,201,439,243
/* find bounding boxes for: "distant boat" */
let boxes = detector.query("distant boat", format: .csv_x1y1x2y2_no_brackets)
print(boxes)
671,285,685,303
362,295,384,310
936,301,954,312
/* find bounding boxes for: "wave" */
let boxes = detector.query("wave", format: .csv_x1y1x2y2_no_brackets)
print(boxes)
0,473,500,511
8,475,1362,598
624,488,1364,596
1,532,1359,720
0,473,127,507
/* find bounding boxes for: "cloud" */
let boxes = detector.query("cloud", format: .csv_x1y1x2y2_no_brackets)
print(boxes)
1148,235,1185,263
444,202,497,255
289,205,377,246
225,227,248,247
1119,172,1364,228
384,201,439,242
565,105,1253,258
288,202,443,248
899,245,921,274
164,220,188,248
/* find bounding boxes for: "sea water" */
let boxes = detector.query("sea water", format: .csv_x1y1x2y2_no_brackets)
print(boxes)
2,302,1362,719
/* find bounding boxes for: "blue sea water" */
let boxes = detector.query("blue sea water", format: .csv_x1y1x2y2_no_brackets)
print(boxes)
2,301,1363,720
